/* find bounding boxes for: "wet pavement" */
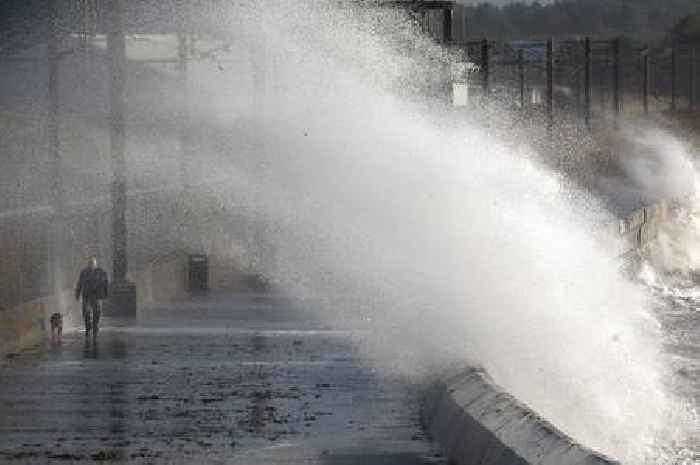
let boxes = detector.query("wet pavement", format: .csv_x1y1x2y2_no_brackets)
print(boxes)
0,292,443,465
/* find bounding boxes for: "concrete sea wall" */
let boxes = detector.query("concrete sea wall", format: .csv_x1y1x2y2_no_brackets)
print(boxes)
421,368,619,465
423,199,672,465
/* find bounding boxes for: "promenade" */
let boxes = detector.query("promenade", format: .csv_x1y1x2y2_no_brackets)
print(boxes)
0,292,442,465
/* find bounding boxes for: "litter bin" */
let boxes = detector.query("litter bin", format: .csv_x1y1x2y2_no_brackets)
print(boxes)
188,254,209,292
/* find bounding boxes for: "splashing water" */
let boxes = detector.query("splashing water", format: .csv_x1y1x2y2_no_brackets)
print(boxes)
67,1,698,462
635,161,700,465
642,185,700,291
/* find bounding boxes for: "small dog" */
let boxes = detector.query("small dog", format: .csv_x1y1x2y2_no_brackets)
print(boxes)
49,313,63,342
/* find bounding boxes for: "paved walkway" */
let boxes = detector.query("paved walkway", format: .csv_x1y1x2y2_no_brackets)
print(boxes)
0,293,443,465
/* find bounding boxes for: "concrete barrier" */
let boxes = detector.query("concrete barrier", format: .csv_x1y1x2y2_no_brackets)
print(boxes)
422,368,620,465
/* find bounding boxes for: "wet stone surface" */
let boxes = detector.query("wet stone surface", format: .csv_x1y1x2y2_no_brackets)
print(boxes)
0,293,443,465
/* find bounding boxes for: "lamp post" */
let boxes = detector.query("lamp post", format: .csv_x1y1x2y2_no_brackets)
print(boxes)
107,0,136,316
177,0,190,190
47,0,64,294
546,38,554,142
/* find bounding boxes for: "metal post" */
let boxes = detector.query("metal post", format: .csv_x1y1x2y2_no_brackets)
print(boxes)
690,46,695,109
107,0,136,316
78,0,97,50
546,38,554,141
48,0,60,210
108,0,127,283
518,48,525,110
481,38,489,103
643,44,650,115
612,38,621,122
671,41,677,111
177,0,189,189
584,37,591,128
442,7,452,43
575,48,581,120
47,0,63,294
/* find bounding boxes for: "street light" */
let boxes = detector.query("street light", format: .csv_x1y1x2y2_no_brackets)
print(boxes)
106,0,137,316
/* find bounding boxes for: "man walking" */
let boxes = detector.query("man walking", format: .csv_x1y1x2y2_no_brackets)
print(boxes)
75,256,109,336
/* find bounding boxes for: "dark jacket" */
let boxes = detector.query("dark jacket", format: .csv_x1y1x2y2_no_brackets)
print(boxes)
75,267,109,300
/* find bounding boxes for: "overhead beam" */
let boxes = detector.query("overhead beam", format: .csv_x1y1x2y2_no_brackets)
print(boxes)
378,1,455,11
378,0,455,42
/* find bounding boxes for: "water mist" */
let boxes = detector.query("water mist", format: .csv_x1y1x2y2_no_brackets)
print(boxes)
117,1,697,462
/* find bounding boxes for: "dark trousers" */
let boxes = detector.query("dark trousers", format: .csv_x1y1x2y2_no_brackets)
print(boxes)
82,296,101,332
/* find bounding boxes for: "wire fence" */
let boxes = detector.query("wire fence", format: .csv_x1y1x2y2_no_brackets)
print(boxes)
449,37,699,131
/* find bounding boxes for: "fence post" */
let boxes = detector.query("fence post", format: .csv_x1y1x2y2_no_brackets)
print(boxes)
584,37,592,129
642,44,650,115
546,38,554,141
481,38,489,104
575,49,581,118
690,46,695,109
612,38,621,122
442,7,452,43
671,41,677,111
518,48,525,110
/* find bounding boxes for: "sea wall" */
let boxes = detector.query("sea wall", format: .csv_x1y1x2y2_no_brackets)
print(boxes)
421,368,620,465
